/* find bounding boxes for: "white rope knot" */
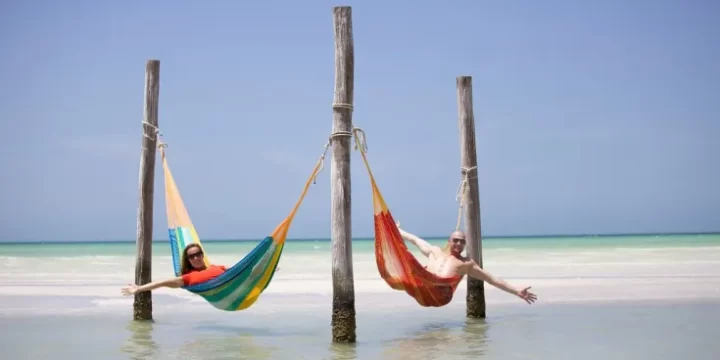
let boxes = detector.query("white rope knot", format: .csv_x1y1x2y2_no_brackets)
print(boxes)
455,166,477,201
455,165,478,230
460,165,477,179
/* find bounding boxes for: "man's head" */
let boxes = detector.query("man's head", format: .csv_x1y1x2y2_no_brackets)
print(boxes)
447,230,466,256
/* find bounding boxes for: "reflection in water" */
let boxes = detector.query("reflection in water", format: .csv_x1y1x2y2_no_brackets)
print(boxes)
381,318,490,359
120,320,279,360
121,320,159,360
329,342,357,360
177,329,277,360
458,318,491,358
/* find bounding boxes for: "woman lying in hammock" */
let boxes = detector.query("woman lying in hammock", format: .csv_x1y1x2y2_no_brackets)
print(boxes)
397,223,538,304
121,243,226,296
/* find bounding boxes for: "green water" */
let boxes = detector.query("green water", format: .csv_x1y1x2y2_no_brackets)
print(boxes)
0,233,717,257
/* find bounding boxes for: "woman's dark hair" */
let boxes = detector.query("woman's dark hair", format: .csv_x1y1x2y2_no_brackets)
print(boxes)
180,243,203,275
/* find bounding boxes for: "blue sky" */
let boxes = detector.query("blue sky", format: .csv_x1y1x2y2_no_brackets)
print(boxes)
1,0,718,242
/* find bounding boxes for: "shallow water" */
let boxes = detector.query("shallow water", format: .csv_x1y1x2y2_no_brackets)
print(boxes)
3,299,718,360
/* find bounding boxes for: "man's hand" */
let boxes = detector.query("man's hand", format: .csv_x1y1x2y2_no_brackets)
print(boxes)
394,222,435,258
516,286,537,304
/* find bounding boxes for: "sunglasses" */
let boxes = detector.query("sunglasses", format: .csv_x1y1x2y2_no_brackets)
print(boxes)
451,238,466,244
187,251,204,260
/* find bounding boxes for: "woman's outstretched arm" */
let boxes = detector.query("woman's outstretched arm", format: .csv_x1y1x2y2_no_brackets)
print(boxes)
121,277,184,295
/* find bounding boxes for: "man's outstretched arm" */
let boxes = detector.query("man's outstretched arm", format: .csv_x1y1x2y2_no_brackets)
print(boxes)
396,225,437,257
462,260,537,304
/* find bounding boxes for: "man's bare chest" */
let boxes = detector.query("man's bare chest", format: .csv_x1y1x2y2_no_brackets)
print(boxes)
427,254,462,276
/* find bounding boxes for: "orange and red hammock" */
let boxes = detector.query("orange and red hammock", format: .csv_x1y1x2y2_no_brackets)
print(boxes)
353,130,464,307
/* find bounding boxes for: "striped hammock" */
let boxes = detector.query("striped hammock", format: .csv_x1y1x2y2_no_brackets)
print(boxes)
354,132,463,307
159,143,321,311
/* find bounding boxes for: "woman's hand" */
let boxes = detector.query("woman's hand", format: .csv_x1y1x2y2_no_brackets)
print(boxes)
121,284,139,296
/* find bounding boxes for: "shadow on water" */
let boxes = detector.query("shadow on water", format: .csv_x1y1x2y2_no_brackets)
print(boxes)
380,317,490,359
121,320,159,360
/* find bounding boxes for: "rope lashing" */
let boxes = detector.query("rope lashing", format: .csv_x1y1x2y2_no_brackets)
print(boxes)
142,121,161,140
455,165,478,231
141,120,167,150
312,102,368,184
312,127,368,184
332,103,354,111
331,102,367,151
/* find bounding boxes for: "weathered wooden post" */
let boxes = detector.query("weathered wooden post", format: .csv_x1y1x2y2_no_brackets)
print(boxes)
330,5,357,343
134,59,160,321
456,75,486,318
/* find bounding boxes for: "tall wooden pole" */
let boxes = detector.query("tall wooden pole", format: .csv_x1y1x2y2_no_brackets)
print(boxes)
134,59,160,321
330,5,357,343
456,75,486,318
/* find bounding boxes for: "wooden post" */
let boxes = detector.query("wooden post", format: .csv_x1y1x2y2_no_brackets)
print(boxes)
330,5,357,343
134,59,160,321
456,75,486,318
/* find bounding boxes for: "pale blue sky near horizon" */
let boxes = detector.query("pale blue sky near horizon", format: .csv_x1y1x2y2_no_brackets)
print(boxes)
1,0,718,242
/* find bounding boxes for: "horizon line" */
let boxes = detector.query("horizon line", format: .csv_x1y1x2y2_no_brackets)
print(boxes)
1,230,718,245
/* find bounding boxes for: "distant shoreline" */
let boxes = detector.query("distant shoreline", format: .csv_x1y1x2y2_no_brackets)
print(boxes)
1,231,718,245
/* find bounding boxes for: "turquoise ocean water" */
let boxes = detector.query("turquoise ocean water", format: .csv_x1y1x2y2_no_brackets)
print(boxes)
1,233,717,257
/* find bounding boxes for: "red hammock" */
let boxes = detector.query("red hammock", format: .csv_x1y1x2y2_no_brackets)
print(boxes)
374,209,463,307
355,132,463,307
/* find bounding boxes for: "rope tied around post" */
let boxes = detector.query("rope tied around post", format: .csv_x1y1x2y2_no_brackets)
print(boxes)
331,102,367,153
142,120,167,150
313,126,368,185
330,103,367,152
455,165,478,231
312,102,369,184
142,120,161,140
332,102,354,111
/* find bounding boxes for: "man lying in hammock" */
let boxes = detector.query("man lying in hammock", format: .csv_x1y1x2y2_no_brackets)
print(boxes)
397,224,537,304
120,243,279,296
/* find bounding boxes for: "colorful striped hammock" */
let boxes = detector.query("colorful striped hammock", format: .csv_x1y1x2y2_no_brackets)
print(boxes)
159,142,323,311
352,131,464,307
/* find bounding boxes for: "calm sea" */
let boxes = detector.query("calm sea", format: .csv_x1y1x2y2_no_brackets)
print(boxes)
1,233,719,360
1,232,718,257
